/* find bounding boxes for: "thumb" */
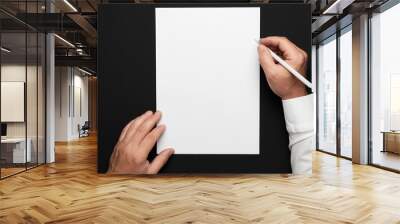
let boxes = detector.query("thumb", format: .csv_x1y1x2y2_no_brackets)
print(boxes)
258,44,276,78
147,148,174,174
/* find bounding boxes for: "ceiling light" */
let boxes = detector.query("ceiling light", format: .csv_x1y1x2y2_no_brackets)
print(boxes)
1,47,11,53
78,67,93,76
54,34,75,48
322,0,354,15
63,0,78,12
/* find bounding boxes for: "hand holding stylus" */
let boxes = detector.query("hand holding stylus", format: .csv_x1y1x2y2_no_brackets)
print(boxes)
257,36,309,100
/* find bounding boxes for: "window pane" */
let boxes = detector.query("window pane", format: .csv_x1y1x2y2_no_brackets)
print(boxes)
340,29,352,158
318,36,337,154
38,33,46,165
371,4,400,171
1,31,28,177
0,1,46,179
27,30,38,169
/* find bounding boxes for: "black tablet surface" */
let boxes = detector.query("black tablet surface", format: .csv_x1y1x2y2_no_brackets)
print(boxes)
98,3,311,173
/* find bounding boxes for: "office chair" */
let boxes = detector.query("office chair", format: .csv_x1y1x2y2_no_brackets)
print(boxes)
79,121,90,138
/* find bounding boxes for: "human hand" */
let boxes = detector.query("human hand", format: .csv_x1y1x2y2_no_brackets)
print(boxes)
108,111,174,174
257,36,308,100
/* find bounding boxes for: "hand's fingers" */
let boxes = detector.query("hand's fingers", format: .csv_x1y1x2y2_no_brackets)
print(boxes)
260,36,300,60
139,125,166,157
147,148,174,174
124,111,153,142
296,46,307,58
260,36,297,51
258,44,277,78
108,151,116,172
132,111,162,144
296,46,308,63
118,118,136,142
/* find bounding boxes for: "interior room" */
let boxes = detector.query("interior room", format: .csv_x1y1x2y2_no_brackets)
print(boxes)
1,0,400,223
1,24,46,178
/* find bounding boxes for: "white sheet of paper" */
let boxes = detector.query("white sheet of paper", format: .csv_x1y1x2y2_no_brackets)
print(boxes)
156,7,260,154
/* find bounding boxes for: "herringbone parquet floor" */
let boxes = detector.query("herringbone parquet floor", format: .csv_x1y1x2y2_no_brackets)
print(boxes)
1,135,400,224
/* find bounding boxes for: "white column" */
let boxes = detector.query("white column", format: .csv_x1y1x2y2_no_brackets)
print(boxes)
352,14,369,164
45,1,56,163
46,32,55,163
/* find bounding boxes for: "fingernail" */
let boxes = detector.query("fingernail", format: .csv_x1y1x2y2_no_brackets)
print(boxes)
164,146,174,152
158,124,166,129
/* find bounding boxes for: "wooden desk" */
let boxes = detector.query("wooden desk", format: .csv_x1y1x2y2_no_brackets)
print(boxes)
1,138,32,163
381,131,400,154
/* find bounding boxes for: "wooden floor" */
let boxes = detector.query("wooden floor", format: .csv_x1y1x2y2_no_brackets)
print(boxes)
1,163,45,178
1,135,400,223
372,151,400,171
1,167,26,178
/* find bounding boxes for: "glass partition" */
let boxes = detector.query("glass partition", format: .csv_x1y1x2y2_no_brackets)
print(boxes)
1,31,28,177
0,1,46,179
317,35,337,155
370,3,400,171
339,27,352,158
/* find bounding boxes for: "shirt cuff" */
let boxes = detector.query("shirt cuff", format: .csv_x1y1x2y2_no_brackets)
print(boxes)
282,94,314,134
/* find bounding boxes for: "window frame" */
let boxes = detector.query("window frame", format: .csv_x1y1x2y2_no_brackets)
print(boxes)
315,24,353,160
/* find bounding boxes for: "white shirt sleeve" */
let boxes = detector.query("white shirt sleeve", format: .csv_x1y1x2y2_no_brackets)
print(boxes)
282,94,315,175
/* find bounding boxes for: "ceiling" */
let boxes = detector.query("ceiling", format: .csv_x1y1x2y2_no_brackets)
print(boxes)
0,0,393,73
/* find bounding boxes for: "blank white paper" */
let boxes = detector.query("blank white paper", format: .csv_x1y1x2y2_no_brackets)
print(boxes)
156,7,260,154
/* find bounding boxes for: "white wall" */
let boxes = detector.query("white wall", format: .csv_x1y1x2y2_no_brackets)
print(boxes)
55,67,89,141
55,66,70,141
1,64,46,164
72,73,89,138
1,65,27,140
1,65,42,137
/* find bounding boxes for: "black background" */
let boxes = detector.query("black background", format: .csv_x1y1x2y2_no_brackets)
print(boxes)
98,3,311,173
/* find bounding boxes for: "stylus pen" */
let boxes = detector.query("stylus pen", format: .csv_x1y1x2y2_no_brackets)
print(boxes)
255,39,313,90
